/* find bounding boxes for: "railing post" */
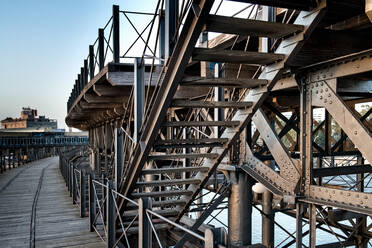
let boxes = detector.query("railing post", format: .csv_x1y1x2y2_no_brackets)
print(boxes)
107,180,115,248
89,45,95,80
84,59,88,86
98,28,105,70
80,170,85,217
89,173,96,232
68,163,71,194
138,197,152,248
165,0,178,60
72,167,77,204
112,5,120,63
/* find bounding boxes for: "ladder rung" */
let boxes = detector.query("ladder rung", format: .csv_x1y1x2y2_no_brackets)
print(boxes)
192,48,285,65
171,100,253,108
206,15,304,38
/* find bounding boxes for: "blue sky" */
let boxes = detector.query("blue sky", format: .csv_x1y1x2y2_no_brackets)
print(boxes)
0,0,157,129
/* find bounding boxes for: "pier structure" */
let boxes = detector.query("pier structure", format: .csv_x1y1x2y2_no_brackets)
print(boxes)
64,0,372,247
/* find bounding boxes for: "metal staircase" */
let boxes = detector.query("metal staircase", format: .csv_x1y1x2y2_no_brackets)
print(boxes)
119,0,326,238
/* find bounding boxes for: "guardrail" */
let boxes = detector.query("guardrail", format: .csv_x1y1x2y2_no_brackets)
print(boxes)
0,136,88,149
59,149,226,248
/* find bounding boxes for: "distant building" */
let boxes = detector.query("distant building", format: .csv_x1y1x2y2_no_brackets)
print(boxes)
1,107,57,130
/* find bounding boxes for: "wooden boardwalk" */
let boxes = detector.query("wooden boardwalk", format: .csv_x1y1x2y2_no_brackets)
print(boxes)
0,157,104,248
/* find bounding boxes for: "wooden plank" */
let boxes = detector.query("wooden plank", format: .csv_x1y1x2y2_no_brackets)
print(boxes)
83,93,125,104
192,48,285,65
93,85,131,97
206,15,304,38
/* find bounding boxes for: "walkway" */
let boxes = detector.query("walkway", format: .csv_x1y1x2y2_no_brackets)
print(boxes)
0,157,104,248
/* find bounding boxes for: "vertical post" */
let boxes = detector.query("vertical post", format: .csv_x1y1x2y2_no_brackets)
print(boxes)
78,74,82,94
80,170,85,218
309,204,317,248
68,163,72,195
89,45,95,80
81,67,85,89
356,155,367,248
204,228,215,248
114,128,123,190
159,10,165,64
134,57,145,143
112,5,120,63
228,171,254,246
138,197,152,248
165,0,178,60
107,180,115,248
89,173,96,232
98,28,105,70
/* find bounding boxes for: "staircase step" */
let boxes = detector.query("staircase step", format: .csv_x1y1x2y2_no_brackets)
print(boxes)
192,48,285,65
136,178,201,187
119,224,169,235
128,199,187,208
162,120,240,127
155,138,228,148
227,0,315,10
206,15,304,38
171,100,253,108
123,209,179,218
131,189,193,198
181,76,267,88
142,166,209,175
148,153,219,160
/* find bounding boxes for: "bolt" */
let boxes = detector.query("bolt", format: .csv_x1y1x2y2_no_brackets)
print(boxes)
325,88,328,92
354,131,358,135
320,96,323,99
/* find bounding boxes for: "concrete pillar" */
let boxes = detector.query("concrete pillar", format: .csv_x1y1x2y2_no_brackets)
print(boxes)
228,171,254,247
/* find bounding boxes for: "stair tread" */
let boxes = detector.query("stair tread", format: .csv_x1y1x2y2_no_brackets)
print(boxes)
128,199,187,208
162,120,240,127
227,0,315,10
136,178,201,187
206,15,304,38
131,189,194,198
142,166,209,174
123,208,179,217
148,153,219,160
181,76,267,88
155,138,228,145
171,99,253,108
192,48,285,65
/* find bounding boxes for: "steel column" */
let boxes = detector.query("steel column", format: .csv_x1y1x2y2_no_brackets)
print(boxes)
309,204,317,248
262,188,274,248
228,172,254,247
80,170,85,218
296,203,304,248
159,10,165,64
214,63,224,138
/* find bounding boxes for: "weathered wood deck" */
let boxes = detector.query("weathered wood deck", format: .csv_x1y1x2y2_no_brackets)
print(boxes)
0,157,104,248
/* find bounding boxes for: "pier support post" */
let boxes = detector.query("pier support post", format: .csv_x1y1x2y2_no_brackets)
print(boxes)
107,180,116,248
89,173,96,232
138,197,152,248
102,175,107,224
80,170,85,218
228,171,254,247
262,187,274,248
296,203,304,248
